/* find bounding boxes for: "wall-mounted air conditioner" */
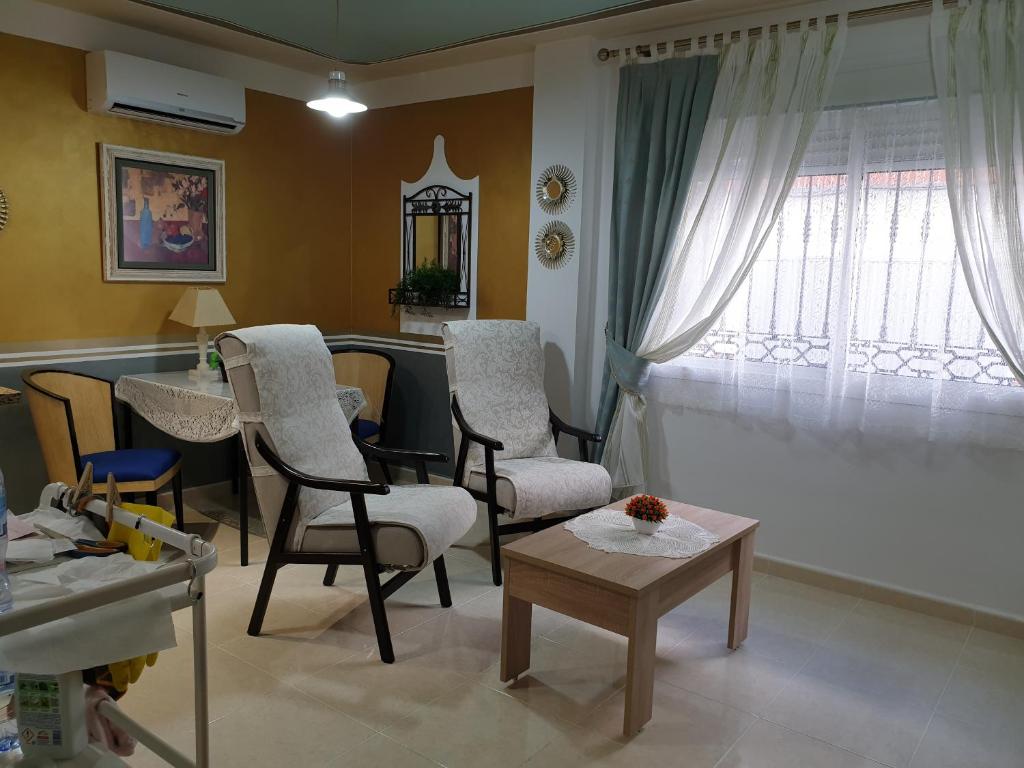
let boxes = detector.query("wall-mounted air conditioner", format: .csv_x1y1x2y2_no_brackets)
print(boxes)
86,50,246,135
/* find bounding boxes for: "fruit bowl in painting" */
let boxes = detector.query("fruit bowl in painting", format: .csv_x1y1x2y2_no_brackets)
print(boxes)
161,226,195,253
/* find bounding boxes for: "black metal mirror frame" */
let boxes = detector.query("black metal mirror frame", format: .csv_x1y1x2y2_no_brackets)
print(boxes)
397,184,472,309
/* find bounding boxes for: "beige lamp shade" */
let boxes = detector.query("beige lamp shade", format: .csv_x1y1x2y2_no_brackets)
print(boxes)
169,287,235,328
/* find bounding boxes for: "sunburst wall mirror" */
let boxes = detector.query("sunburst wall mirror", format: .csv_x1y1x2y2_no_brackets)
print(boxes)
535,164,577,215
0,190,8,232
535,220,575,270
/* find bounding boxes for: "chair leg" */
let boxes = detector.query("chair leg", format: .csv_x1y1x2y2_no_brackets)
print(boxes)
248,562,281,636
323,565,339,586
145,490,158,506
171,472,184,531
238,449,249,566
433,556,452,608
488,504,503,587
229,436,239,495
362,562,395,663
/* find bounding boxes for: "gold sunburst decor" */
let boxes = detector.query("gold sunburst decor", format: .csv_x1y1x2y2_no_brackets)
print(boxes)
0,190,7,232
535,220,575,270
535,164,577,215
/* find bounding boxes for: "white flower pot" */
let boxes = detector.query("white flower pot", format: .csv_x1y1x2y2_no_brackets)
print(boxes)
631,517,662,536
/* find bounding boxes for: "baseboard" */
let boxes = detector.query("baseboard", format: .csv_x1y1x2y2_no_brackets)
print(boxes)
157,477,1024,641
755,554,1024,640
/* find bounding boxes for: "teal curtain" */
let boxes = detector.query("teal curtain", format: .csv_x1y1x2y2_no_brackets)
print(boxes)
595,56,718,457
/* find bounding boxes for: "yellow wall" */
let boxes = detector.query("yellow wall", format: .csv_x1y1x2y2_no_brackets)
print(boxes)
0,32,352,344
349,88,533,335
0,32,532,345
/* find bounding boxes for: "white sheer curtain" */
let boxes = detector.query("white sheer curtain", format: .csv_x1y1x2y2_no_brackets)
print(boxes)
662,100,1024,449
602,18,847,493
932,0,1024,387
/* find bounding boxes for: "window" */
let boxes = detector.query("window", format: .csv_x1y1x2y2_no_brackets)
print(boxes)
666,100,1024,446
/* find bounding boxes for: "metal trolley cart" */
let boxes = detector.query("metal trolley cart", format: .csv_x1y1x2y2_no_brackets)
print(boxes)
0,481,217,767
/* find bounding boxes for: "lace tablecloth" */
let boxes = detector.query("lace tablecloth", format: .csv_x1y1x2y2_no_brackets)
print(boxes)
565,508,720,559
116,371,366,443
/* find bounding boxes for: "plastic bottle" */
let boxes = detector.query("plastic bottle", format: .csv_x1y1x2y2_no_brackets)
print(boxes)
0,468,19,755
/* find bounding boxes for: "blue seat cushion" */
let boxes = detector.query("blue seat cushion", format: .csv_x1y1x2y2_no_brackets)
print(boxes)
79,448,181,483
354,419,381,440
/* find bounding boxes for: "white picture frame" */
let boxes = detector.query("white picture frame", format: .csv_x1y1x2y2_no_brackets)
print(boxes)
100,144,226,283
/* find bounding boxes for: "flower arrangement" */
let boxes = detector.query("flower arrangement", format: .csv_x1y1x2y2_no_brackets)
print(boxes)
171,175,209,214
625,495,669,524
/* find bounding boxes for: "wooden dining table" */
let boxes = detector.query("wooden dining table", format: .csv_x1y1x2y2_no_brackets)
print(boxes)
115,370,367,565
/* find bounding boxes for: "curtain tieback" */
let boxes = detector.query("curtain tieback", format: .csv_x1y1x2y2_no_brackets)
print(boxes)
605,331,652,396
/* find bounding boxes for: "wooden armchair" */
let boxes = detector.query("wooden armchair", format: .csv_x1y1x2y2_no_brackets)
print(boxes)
442,320,612,586
217,325,476,663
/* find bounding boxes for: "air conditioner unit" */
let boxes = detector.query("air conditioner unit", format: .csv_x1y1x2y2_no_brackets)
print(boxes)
86,50,246,135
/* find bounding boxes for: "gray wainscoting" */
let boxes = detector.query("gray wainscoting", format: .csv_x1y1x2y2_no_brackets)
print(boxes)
0,338,452,513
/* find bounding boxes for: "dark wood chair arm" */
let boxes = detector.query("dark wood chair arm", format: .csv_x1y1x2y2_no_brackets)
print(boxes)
355,439,448,484
356,441,448,465
451,395,504,451
255,433,390,495
549,409,604,444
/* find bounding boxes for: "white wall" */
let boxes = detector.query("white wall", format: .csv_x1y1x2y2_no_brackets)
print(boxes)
526,37,601,424
645,376,1024,618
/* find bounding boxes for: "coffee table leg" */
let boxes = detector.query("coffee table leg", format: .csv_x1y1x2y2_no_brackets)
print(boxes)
728,530,755,649
500,573,532,682
624,593,658,737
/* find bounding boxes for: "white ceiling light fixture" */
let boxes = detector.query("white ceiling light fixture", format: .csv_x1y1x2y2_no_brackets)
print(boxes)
307,0,366,118
307,70,366,117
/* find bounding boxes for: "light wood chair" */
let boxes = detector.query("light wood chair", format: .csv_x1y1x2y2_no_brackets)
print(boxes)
22,369,184,529
330,348,395,444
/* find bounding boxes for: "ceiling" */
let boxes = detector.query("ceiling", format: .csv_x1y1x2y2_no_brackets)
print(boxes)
128,0,696,64
42,0,808,81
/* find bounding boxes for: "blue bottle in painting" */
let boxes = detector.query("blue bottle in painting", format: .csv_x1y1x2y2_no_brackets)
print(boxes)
139,198,153,248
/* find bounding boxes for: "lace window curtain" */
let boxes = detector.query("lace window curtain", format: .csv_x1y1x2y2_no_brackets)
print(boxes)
931,0,1024,387
600,18,848,494
664,100,1024,449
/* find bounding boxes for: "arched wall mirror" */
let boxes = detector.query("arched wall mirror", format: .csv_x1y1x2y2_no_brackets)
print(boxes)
394,135,479,335
401,184,472,308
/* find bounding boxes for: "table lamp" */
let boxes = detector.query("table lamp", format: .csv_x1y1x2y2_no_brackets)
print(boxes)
169,287,236,381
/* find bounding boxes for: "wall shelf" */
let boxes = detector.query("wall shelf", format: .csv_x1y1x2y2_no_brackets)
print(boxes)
387,288,470,309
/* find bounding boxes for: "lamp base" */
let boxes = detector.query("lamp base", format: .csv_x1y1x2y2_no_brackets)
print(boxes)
188,363,217,383
189,327,216,382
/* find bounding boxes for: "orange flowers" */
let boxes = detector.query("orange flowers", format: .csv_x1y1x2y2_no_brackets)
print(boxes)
625,494,668,523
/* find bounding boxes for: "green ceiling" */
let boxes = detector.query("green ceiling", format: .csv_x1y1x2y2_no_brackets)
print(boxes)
133,0,669,64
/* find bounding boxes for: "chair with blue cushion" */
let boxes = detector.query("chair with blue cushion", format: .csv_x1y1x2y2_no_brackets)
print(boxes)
330,348,395,445
22,369,184,529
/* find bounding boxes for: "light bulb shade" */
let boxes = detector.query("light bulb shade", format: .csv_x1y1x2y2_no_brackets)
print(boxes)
169,287,235,328
307,70,367,117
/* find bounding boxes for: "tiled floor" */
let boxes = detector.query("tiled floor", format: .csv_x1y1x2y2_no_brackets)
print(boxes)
119,496,1024,768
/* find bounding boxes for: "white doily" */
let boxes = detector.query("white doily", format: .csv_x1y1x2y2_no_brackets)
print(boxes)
565,509,720,559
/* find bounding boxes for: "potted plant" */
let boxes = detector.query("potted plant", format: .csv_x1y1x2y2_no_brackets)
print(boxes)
625,494,669,535
390,261,461,314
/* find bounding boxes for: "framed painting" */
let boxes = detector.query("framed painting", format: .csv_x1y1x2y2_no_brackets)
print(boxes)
100,144,226,282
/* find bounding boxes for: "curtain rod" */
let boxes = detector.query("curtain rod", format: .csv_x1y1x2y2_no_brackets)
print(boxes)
596,0,955,62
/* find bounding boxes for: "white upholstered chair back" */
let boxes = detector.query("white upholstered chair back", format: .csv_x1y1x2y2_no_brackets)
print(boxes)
217,325,367,549
441,320,556,479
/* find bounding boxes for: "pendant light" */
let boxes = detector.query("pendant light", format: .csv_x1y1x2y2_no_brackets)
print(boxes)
307,0,366,118
307,70,366,117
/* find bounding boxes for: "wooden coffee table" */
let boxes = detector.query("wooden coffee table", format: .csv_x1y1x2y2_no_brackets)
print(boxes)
500,498,758,737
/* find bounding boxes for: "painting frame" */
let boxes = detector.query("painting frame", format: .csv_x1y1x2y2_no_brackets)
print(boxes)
100,144,226,283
